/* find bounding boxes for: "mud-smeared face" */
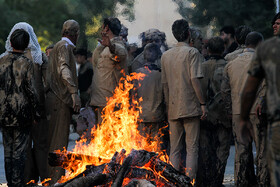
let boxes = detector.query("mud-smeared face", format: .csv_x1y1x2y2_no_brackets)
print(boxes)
273,18,280,36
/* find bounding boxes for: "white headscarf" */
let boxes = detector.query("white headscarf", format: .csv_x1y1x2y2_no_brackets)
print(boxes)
0,22,43,65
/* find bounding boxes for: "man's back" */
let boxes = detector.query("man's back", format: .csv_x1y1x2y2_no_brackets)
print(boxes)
225,49,255,114
136,67,165,122
161,42,203,120
0,52,37,126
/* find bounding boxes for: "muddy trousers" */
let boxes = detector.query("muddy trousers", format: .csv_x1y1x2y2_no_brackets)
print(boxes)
2,126,30,187
268,120,280,187
196,120,231,187
232,114,269,187
24,118,49,184
46,91,71,185
169,117,200,180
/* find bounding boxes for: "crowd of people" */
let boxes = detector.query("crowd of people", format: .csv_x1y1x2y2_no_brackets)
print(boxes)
0,11,280,187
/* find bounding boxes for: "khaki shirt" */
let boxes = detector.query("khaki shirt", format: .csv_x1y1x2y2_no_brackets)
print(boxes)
136,67,165,122
161,42,203,120
248,37,280,121
224,46,246,62
90,37,128,107
222,49,264,115
48,39,78,107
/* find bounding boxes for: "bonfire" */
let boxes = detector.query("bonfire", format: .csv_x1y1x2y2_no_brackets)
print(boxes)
49,72,193,187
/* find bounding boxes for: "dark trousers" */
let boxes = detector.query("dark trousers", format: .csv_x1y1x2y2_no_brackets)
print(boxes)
24,118,49,184
2,126,30,187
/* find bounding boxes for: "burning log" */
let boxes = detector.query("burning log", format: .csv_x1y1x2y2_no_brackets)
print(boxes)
149,157,192,187
49,149,192,187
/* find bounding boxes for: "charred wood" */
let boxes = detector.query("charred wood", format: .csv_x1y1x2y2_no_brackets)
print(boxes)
149,157,192,187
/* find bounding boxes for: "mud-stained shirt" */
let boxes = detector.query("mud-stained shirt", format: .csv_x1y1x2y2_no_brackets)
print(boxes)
248,37,280,121
130,51,161,73
161,42,203,120
200,57,228,125
47,39,78,107
136,67,165,122
0,52,39,127
222,49,265,115
90,37,128,107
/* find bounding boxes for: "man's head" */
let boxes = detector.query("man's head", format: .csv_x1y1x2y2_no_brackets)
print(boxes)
235,25,252,45
10,29,30,51
139,29,166,48
207,37,225,56
220,26,235,44
102,17,122,37
75,48,87,65
120,24,128,42
172,19,190,42
245,31,264,49
45,44,54,57
272,12,280,36
189,27,203,52
144,43,161,63
62,20,80,45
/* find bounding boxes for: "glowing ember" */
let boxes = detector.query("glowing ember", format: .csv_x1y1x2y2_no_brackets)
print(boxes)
57,72,167,183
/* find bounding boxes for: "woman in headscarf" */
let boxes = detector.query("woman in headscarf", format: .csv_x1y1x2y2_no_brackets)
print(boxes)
1,22,49,184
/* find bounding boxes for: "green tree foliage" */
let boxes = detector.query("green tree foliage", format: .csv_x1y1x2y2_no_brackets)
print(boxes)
0,0,135,52
173,0,276,39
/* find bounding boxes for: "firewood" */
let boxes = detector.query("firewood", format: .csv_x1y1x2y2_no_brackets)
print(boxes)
149,157,192,187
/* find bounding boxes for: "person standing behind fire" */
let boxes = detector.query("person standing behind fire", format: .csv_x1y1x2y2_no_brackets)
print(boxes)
0,29,40,187
46,20,81,184
161,19,207,183
221,32,269,186
75,48,93,107
129,29,167,73
196,37,230,187
135,43,166,149
90,17,128,124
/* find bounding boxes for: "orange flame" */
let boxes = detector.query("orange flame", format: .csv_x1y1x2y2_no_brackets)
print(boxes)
58,72,167,183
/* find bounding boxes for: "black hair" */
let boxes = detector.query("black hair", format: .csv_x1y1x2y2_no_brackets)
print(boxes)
235,25,252,45
208,37,225,55
75,48,87,57
245,32,263,47
103,17,121,36
220,26,235,38
10,29,29,51
144,43,161,62
172,19,190,42
272,12,280,25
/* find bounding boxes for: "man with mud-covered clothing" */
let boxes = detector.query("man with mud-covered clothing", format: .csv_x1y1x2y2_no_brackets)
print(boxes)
46,19,81,184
